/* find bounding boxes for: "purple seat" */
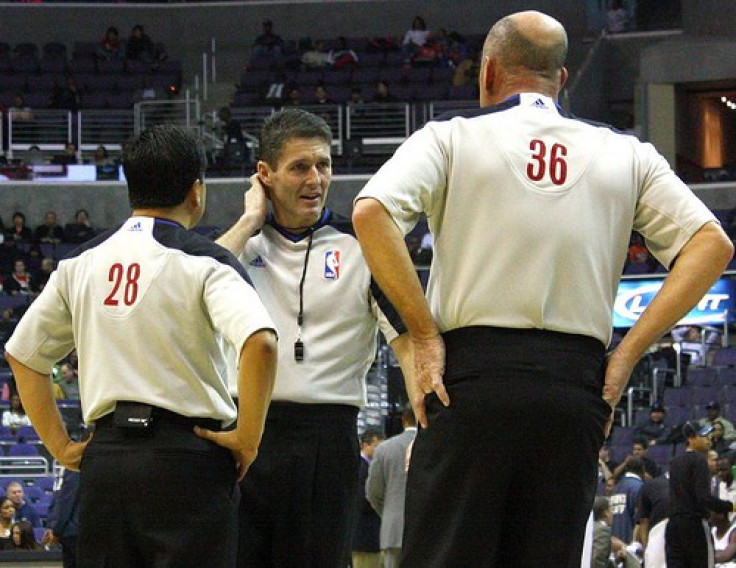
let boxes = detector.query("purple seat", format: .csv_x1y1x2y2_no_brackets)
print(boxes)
646,443,674,469
413,83,448,101
687,367,717,387
11,56,39,74
116,74,141,92
157,59,182,75
72,41,98,59
404,67,432,84
350,67,381,86
125,59,151,75
232,91,263,107
85,75,118,93
384,51,405,67
13,43,38,58
328,85,352,103
609,426,634,448
0,74,27,92
42,42,67,59
714,349,736,367
719,367,736,386
239,70,272,92
688,385,719,407
8,443,39,456
106,93,133,109
24,486,44,503
39,56,67,74
27,74,60,93
67,57,96,75
80,92,107,109
359,52,384,68
662,387,688,407
431,66,455,84
389,84,414,101
322,68,353,86
379,67,405,84
663,405,690,426
97,58,124,74
23,92,51,108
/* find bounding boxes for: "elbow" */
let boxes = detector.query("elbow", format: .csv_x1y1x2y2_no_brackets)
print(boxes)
352,198,383,238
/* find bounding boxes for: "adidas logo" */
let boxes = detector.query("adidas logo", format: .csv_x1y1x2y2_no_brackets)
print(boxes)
129,222,142,232
533,98,547,109
249,256,265,267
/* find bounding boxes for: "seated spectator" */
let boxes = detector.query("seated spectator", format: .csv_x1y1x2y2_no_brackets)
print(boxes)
613,442,661,481
4,521,41,549
51,143,80,166
598,444,619,489
125,24,158,63
717,456,736,518
8,95,33,121
446,31,470,68
24,145,45,167
402,15,431,59
34,211,65,245
313,84,334,105
301,39,330,70
633,403,673,447
699,401,736,444
713,421,732,456
33,257,55,292
52,76,83,112
671,325,719,366
2,394,31,434
57,361,80,400
371,80,397,103
6,485,40,529
283,86,302,107
4,259,35,296
0,498,14,547
97,25,124,60
92,145,114,167
606,0,630,33
252,19,284,60
64,209,95,244
626,232,656,272
327,37,359,69
217,107,250,168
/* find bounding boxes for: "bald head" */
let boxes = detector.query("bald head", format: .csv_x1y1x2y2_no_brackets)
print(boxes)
483,11,567,79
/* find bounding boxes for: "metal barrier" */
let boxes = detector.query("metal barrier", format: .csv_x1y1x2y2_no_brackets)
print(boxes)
78,110,135,154
134,95,201,135
0,455,50,476
8,109,73,160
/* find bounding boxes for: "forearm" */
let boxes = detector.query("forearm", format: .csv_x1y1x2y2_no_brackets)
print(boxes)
234,329,277,451
353,198,437,339
215,213,261,256
609,222,733,388
6,354,71,460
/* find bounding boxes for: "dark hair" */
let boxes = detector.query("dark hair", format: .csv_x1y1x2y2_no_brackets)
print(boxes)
625,457,645,476
122,124,206,209
360,427,384,446
12,521,38,550
592,496,610,521
106,26,118,36
11,212,25,223
258,108,332,168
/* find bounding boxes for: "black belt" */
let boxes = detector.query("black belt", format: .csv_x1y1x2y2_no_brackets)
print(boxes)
95,403,222,432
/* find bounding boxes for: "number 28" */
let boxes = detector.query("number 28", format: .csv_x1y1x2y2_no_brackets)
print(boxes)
103,263,141,306
526,139,568,185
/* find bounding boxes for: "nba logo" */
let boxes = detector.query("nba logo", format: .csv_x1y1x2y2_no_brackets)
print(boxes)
324,250,340,279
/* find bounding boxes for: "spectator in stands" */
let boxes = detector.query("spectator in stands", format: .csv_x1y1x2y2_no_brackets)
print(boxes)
0,498,15,546
58,362,80,400
606,0,630,33
251,19,284,60
52,76,83,113
6,521,41,550
611,457,645,543
8,95,33,121
125,24,157,63
92,145,114,167
613,442,660,480
283,86,302,107
626,232,657,272
2,393,32,434
4,259,35,296
371,80,397,103
327,36,359,69
34,211,65,245
634,472,670,558
313,84,334,105
24,145,45,167
301,39,330,70
598,444,618,488
717,456,736,518
97,25,124,60
6,483,40,528
699,401,736,444
52,143,80,166
402,16,431,59
33,257,55,292
4,212,32,246
633,403,673,447
671,325,719,366
713,421,731,455
64,208,95,244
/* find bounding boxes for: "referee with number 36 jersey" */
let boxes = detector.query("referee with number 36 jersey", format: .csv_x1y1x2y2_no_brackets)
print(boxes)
5,125,278,568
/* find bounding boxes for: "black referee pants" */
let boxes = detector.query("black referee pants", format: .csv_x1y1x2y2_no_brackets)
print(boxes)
237,402,360,568
401,326,609,568
77,410,239,568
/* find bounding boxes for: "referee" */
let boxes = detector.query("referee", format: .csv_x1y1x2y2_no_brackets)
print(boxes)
666,420,735,567
5,124,277,567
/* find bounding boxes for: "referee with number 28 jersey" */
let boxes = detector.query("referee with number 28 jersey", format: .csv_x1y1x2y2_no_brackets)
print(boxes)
5,125,278,568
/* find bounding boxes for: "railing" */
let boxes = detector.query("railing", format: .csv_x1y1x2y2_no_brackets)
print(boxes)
133,95,201,135
78,110,135,154
0,455,50,476
7,109,73,160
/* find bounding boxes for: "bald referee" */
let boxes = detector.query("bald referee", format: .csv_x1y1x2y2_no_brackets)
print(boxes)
353,10,733,568
5,124,277,567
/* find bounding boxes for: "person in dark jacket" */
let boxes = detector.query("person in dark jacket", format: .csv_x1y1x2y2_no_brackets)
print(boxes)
665,420,735,567
44,467,80,568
